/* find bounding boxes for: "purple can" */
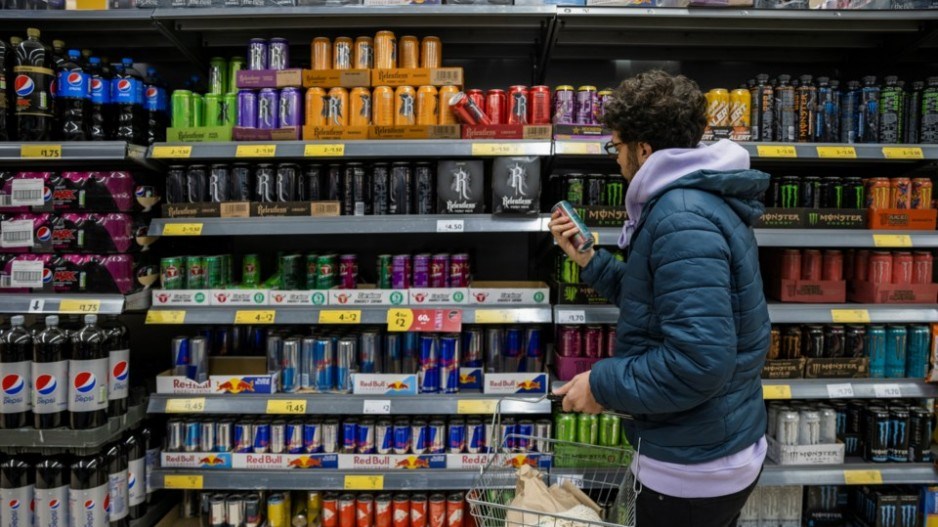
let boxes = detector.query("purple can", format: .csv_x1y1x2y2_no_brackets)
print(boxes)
430,254,449,288
339,254,358,289
413,254,431,288
605,325,616,357
584,325,603,358
269,37,289,71
553,87,575,125
391,255,411,290
449,253,470,287
597,89,614,125
557,325,582,358
237,89,257,128
258,88,279,130
279,87,302,128
248,38,268,71
575,86,596,125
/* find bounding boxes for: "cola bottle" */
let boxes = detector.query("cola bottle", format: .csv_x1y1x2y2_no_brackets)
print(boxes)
123,431,147,520
13,28,54,141
89,57,112,141
112,58,146,145
1,315,33,429
0,39,10,141
102,315,128,417
144,67,167,145
51,40,66,67
68,315,108,430
69,455,108,527
105,442,129,527
1,456,34,527
140,423,158,504
32,315,70,429
57,48,91,141
36,455,69,527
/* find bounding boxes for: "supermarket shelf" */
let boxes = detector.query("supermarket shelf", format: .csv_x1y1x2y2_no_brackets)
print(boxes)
755,230,938,248
763,378,938,399
148,393,550,415
146,306,553,325
554,305,619,325
0,292,150,315
130,495,177,527
150,468,481,491
557,304,938,324
0,11,170,51
149,215,549,237
1,403,146,454
0,142,154,168
554,141,938,161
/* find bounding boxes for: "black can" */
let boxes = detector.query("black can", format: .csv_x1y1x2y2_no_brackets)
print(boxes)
823,325,845,358
781,326,802,359
254,163,275,203
166,165,187,204
865,407,890,463
779,175,800,208
325,164,342,202
802,324,825,359
344,163,367,215
845,325,866,358
586,175,605,207
389,162,412,215
821,177,844,209
846,401,865,435
888,408,910,462
908,407,933,462
186,165,209,203
414,162,435,215
372,163,390,215
276,163,300,202
843,177,865,210
765,176,781,207
209,164,230,203
801,176,821,209
300,164,322,201
230,163,253,202
830,400,848,437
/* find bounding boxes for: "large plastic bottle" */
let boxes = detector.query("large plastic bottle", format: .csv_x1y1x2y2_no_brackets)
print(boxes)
144,67,168,145
13,28,54,141
69,455,108,527
112,58,146,145
89,57,112,141
105,442,129,527
102,315,128,417
1,456,34,527
1,316,32,429
57,48,91,141
68,315,108,430
35,455,69,527
123,431,147,520
32,315,70,429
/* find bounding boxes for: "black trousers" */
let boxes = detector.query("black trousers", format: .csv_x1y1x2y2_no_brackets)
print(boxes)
635,474,760,527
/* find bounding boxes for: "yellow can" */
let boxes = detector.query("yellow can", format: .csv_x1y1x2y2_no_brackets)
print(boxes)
354,37,374,69
438,85,459,125
327,87,349,127
305,87,327,127
267,494,288,527
333,37,353,70
420,36,442,69
310,37,331,71
394,85,416,126
398,36,419,69
375,30,397,69
416,85,439,126
307,491,322,526
706,88,730,127
730,88,751,128
372,86,395,126
350,87,372,127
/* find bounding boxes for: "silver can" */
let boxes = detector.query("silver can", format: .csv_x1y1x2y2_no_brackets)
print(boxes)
226,494,244,527
322,419,339,454
535,419,553,453
200,420,215,452
190,336,208,383
776,410,800,446
216,419,233,453
817,405,838,444
336,337,358,393
209,494,226,527
270,420,286,454
798,410,821,446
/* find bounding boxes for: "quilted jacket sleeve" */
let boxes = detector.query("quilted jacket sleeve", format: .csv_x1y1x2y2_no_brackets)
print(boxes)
589,211,737,415
580,249,628,307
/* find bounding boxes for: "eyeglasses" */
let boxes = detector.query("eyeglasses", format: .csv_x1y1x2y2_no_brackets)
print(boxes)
604,141,624,156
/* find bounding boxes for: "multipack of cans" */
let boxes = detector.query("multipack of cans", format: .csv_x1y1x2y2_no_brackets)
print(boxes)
777,248,935,286
551,86,614,126
0,212,139,253
307,85,456,128
556,325,617,359
449,86,551,126
0,172,156,213
764,174,933,210
170,54,244,129
310,33,442,71
0,253,139,294
737,486,803,527
553,412,628,448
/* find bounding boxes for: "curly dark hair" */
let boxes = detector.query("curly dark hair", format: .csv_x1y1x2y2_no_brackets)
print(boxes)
602,70,707,151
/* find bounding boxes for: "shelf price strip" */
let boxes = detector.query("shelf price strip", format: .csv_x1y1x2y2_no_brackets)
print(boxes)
762,385,792,400
146,310,187,324
319,310,361,324
457,399,499,414
267,399,307,414
344,475,384,491
235,310,276,324
151,146,192,159
236,144,277,158
58,299,101,314
165,398,206,413
162,223,203,236
873,384,902,398
21,144,62,159
816,146,857,159
305,144,345,157
756,145,797,158
471,143,526,156
882,147,924,160
164,475,204,489
830,309,871,324
843,470,883,485
872,234,912,248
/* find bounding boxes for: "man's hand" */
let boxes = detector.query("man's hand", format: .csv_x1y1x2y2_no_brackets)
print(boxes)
548,210,595,268
554,371,604,414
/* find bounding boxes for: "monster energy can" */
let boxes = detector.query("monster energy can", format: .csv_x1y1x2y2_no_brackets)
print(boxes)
565,175,584,206
604,176,625,208
598,414,621,447
879,76,904,144
843,177,865,210
821,177,844,209
906,81,924,144
585,175,605,207
576,414,598,445
560,255,580,284
801,176,821,209
780,176,800,208
888,408,910,462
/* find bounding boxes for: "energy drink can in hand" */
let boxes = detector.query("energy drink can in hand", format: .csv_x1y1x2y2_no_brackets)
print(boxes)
551,201,594,254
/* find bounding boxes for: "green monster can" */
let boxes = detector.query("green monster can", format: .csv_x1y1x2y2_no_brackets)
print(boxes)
160,257,185,290
316,254,338,290
185,256,205,289
555,413,578,443
376,254,392,289
242,254,261,287
305,254,319,290
191,93,204,128
171,90,193,128
222,92,238,126
208,56,228,96
228,56,246,94
605,178,625,208
280,254,303,290
599,414,621,447
565,176,584,206
577,413,599,445
203,93,224,127
204,256,225,288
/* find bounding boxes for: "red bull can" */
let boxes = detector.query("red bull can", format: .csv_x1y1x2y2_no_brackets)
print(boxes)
167,419,184,452
447,419,466,454
461,327,483,368
384,333,403,375
419,335,440,394
484,422,497,454
286,421,304,454
515,420,534,452
485,328,503,373
393,419,412,455
357,419,376,454
439,334,460,394
503,327,523,373
360,331,380,374
466,419,485,454
216,419,233,452
253,422,271,454
376,419,394,455
342,418,358,454
535,420,552,453
523,327,543,373
233,421,253,453
184,420,201,452
428,419,446,454
200,421,215,452
322,419,339,454
303,421,323,453
270,419,286,454
412,419,429,455
313,338,335,392
336,338,357,393
500,418,517,451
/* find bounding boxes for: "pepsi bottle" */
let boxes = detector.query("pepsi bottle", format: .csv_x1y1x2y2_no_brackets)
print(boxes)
1,456,34,527
69,455,108,527
1,316,32,430
0,39,10,141
51,40,67,67
35,455,69,527
105,443,129,527
89,57,112,141
32,315,69,429
140,423,158,504
112,58,146,145
57,48,90,141
13,28,54,141
68,315,108,430
144,67,167,145
123,432,147,520
101,315,128,417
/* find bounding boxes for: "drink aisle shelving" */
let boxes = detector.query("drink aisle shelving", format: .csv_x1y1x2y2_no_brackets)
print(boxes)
0,291,151,314
556,304,938,325
0,140,156,168
0,402,147,452
145,306,553,325
150,468,484,492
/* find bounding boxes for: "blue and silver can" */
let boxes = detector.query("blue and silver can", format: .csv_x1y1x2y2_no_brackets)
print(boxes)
418,336,440,393
270,420,286,454
428,419,446,454
286,421,304,454
357,419,376,454
462,327,483,368
184,420,201,452
393,419,412,455
313,338,335,392
172,337,190,377
303,422,322,454
524,328,543,373
376,419,394,455
166,420,184,452
439,335,460,394
336,337,358,393
360,331,381,374
216,419,233,452
907,325,930,378
300,337,315,389
867,325,887,378
412,419,429,454
384,333,403,374
233,421,253,453
402,332,419,374
253,421,271,454
503,327,523,373
342,418,358,454
281,338,300,393
200,421,215,452
550,200,594,254
885,325,908,379
266,335,282,377
447,419,466,454
466,419,485,454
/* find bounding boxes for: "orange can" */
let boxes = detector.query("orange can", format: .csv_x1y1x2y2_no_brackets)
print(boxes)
350,87,372,126
322,493,339,527
394,85,416,126
416,85,439,126
420,36,442,69
705,88,730,127
305,87,328,127
356,494,374,527
338,494,356,527
333,37,353,70
354,36,374,69
375,494,392,527
399,36,419,69
445,493,464,527
372,86,395,126
912,178,933,210
438,85,459,125
428,494,446,527
866,177,891,209
375,30,397,69
391,495,409,527
327,87,349,127
410,494,428,527
311,37,332,71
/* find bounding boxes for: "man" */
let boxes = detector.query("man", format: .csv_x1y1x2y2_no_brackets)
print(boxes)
549,70,771,527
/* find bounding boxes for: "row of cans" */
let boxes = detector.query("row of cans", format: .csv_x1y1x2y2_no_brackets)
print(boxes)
556,325,617,358
378,253,471,290
161,254,236,290
552,86,613,127
450,86,552,126
305,85,458,128
555,249,625,287
235,87,303,130
310,33,442,71
554,413,628,448
778,248,934,285
166,416,552,455
172,335,211,382
764,175,865,210
207,56,246,95
247,37,291,72
867,177,933,211
171,89,239,129
554,173,626,209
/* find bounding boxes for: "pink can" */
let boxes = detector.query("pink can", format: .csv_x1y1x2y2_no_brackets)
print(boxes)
583,325,603,358
339,254,358,289
449,253,470,287
430,254,449,288
854,250,870,282
912,251,933,284
605,325,616,357
892,252,914,284
868,251,893,284
557,325,582,357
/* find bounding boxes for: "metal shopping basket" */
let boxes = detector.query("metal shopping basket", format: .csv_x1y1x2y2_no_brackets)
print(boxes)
466,396,637,527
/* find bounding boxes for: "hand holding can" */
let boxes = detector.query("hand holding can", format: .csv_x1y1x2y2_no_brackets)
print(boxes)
549,201,596,268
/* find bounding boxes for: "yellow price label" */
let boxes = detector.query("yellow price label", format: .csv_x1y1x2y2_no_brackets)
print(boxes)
165,398,206,413
162,223,203,236
757,145,798,158
305,144,346,157
318,310,361,324
882,147,924,160
234,310,276,324
457,399,499,414
592,232,600,245
556,142,603,155
844,470,883,485
266,399,307,414
471,143,525,156
762,385,792,400
151,146,192,159
474,309,518,324
831,309,871,324
164,475,204,489
344,475,384,491
58,300,101,314
816,146,857,159
21,144,62,159
387,308,414,332
146,310,186,324
236,144,277,158
873,234,913,248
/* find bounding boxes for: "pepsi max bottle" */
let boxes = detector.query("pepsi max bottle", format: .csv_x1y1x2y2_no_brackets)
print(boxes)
89,57,112,141
57,49,91,141
123,432,146,520
102,315,128,417
33,315,69,429
35,455,68,527
1,456,34,527
13,28,54,141
105,443,129,527
140,424,157,504
69,455,108,527
68,315,108,430
0,39,11,141
1,316,32,430
112,58,146,145
144,67,167,145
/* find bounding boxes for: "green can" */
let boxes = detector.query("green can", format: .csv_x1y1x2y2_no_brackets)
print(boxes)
316,254,337,290
185,256,205,289
376,254,392,289
305,254,319,290
554,413,578,443
208,56,227,96
224,253,233,286
191,93,204,128
203,93,224,127
560,255,579,284
204,256,225,288
228,56,246,94
222,92,238,127
242,254,261,287
171,89,193,128
566,177,584,206
576,413,599,445
280,254,303,290
599,414,621,447
160,257,185,290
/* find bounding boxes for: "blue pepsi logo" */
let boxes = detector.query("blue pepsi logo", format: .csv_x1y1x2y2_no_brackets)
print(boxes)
128,473,136,489
74,372,96,393
113,361,129,382
41,268,53,284
43,186,52,202
67,72,83,87
49,499,61,510
84,500,95,511
35,374,57,396
116,79,132,93
2,375,25,396
9,500,20,510
91,79,104,94
36,226,52,243
104,494,111,513
135,186,147,197
15,75,34,97
146,87,158,100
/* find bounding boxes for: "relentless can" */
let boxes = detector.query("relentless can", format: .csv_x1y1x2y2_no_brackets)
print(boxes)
529,85,551,125
354,37,374,69
449,254,470,288
398,36,419,69
311,37,332,71
269,37,289,71
248,38,268,71
507,85,528,125
389,162,412,215
448,91,489,126
171,89,193,128
333,37,353,70
416,85,439,126
228,56,246,94
438,85,459,126
394,86,416,126
350,86,372,127
485,89,506,125
257,88,279,130
373,86,395,126
327,87,349,127
575,86,596,125
414,162,434,215
279,87,302,128
421,36,442,69
305,87,327,127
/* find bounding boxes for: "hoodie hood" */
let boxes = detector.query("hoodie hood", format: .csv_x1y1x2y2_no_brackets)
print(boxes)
619,139,770,249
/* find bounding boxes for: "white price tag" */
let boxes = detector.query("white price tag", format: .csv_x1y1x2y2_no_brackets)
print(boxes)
10,260,44,289
436,219,465,233
826,383,855,398
27,299,45,313
556,475,584,489
557,310,587,324
874,384,902,398
1,220,34,248
363,400,392,415
10,179,45,206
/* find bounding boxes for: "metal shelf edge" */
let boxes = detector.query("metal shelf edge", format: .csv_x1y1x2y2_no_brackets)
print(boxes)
150,467,481,490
